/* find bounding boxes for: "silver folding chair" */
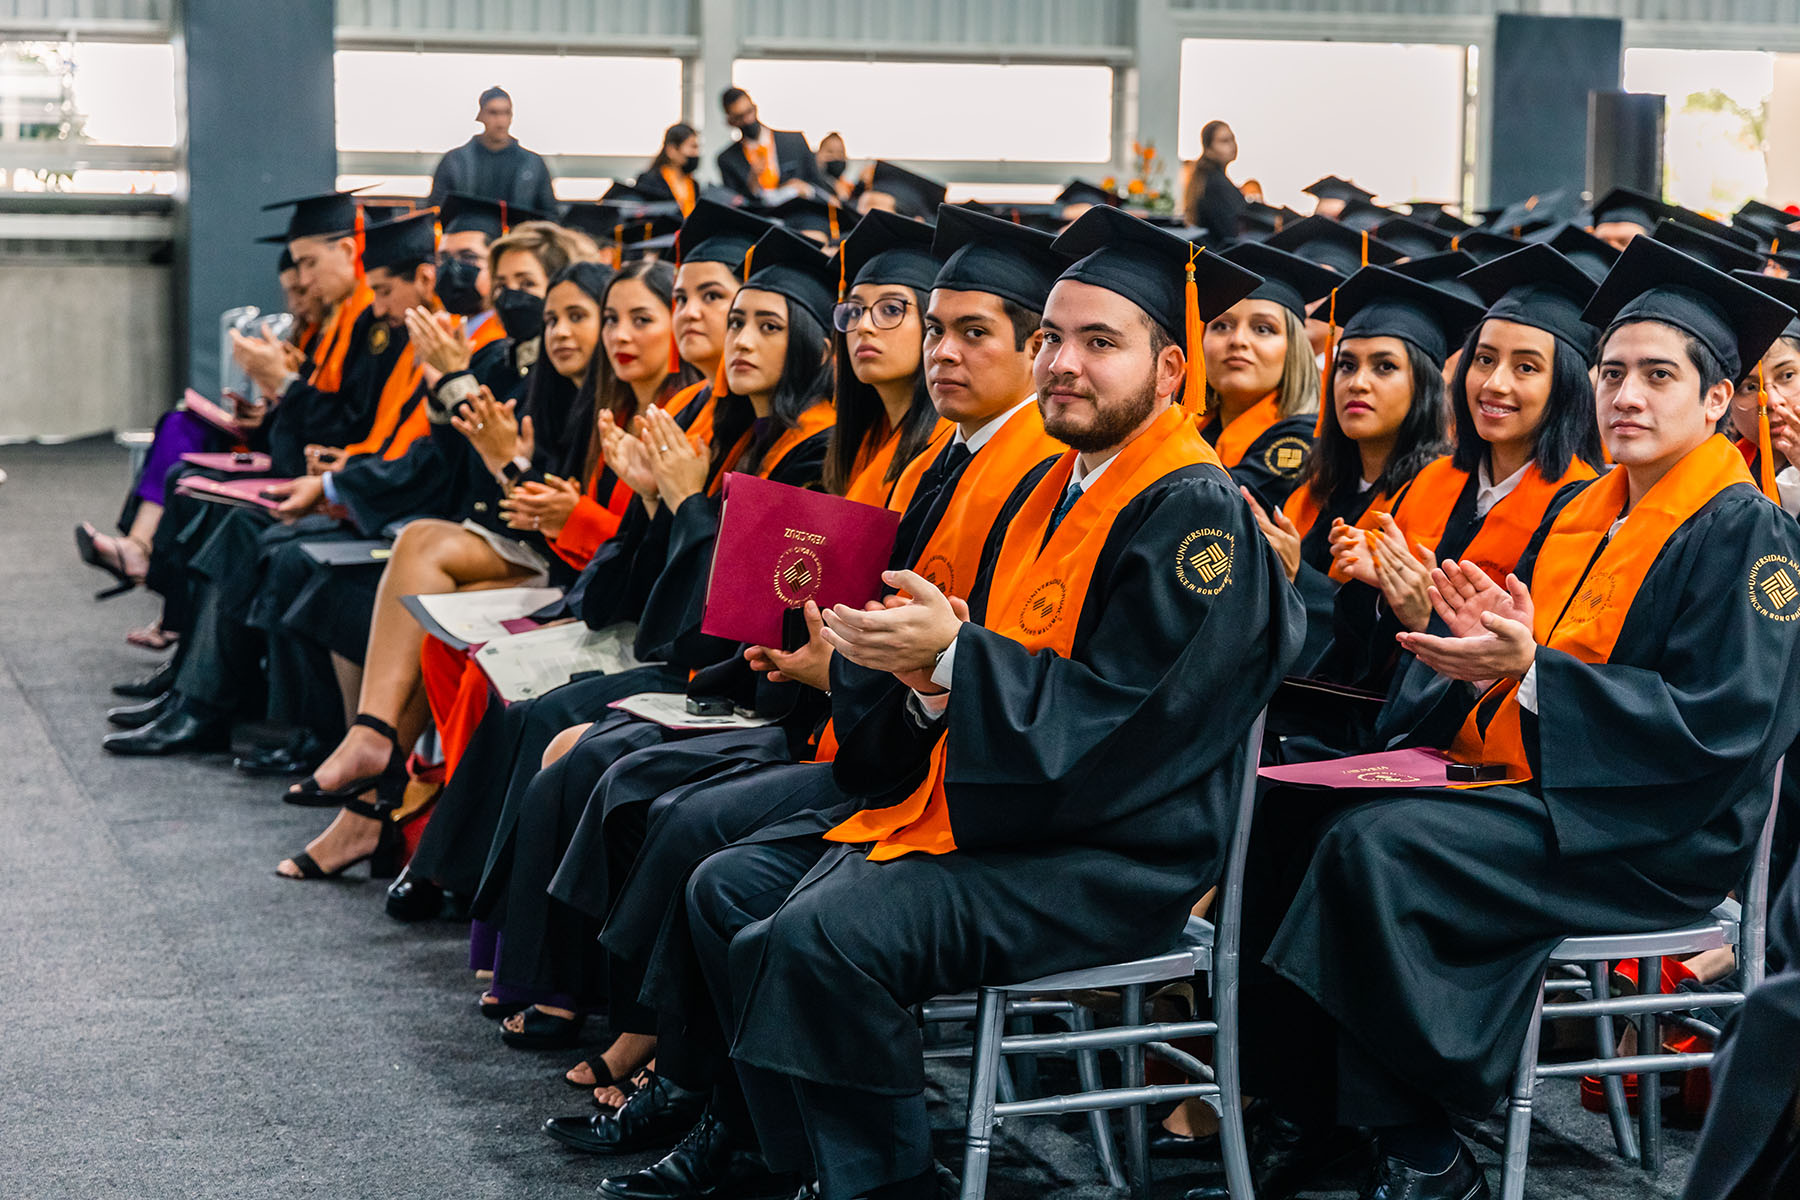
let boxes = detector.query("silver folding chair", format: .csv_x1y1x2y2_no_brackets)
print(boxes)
1499,759,1783,1200
938,710,1268,1200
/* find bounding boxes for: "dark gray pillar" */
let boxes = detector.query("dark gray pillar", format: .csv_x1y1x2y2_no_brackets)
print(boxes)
173,0,337,394
1487,14,1622,208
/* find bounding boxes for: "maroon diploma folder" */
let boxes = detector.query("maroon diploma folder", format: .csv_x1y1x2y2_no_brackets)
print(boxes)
701,473,902,648
180,451,272,473
173,475,292,513
1258,748,1521,789
181,389,247,440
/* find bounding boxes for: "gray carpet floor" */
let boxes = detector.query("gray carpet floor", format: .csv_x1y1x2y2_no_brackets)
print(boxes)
0,439,1699,1199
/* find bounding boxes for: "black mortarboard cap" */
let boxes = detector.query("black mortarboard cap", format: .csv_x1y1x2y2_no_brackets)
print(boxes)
1303,176,1375,205
865,162,949,220
1651,217,1763,275
1486,190,1569,237
1739,199,1797,228
1545,223,1621,283
277,246,296,273
1389,251,1484,309
1589,187,1675,234
997,203,1071,235
1220,240,1341,320
740,226,838,329
1461,243,1603,359
930,204,1071,312
1730,269,1800,341
1056,179,1121,209
676,199,775,271
1583,234,1795,382
1330,264,1486,366
765,195,857,244
1374,215,1454,259
1050,205,1261,340
359,210,439,274
1264,215,1403,277
1405,201,1470,230
1238,202,1302,239
1667,207,1760,252
259,186,372,243
559,202,634,243
439,192,553,239
1335,197,1396,232
616,214,685,261
838,208,942,295
1451,230,1526,264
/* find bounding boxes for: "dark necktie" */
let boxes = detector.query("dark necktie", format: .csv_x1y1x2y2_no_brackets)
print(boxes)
941,441,973,476
1044,482,1083,542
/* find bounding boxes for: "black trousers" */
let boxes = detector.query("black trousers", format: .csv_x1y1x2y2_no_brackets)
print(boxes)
685,838,932,1199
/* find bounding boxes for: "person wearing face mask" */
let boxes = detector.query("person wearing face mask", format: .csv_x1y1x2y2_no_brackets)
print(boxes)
715,86,828,203
815,131,854,202
634,124,701,216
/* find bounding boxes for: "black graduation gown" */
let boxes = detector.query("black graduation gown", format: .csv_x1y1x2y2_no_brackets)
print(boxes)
714,128,825,200
263,308,406,476
1202,410,1315,512
1286,482,1380,678
720,463,1305,1097
1247,483,1800,1121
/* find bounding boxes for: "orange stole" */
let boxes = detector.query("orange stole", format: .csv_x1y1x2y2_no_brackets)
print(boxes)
660,167,697,216
364,313,508,461
824,405,1218,859
709,401,836,494
887,422,958,513
1391,455,1598,587
1448,435,1754,783
307,282,375,394
743,136,781,191
343,342,424,459
1211,391,1285,468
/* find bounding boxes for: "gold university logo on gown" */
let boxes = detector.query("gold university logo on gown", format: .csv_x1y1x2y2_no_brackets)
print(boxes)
1263,437,1310,477
1749,554,1800,622
369,323,391,355
1176,529,1235,596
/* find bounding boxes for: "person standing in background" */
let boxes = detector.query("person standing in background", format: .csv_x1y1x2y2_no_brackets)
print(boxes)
1182,120,1246,243
716,86,828,202
429,86,558,213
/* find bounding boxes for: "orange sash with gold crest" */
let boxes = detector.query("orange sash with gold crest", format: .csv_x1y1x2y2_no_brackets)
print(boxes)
1449,436,1754,783
824,405,1219,858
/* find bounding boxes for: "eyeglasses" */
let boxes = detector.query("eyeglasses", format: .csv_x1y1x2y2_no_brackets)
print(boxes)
833,297,913,333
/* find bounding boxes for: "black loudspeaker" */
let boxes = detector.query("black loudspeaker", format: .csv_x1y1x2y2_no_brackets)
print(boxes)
1588,91,1665,199
1488,14,1623,208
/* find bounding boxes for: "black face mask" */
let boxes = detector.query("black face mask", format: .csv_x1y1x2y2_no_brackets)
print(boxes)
493,287,544,342
435,255,486,316
822,158,847,179
680,155,701,175
740,121,763,141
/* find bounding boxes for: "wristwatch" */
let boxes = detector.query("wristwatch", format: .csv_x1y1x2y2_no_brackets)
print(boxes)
501,455,531,486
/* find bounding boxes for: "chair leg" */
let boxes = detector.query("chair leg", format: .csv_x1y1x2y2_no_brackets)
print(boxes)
1006,1013,1039,1098
1069,1005,1127,1189
1120,983,1149,1200
961,988,1008,1200
1586,960,1639,1164
1637,956,1663,1175
1500,972,1548,1200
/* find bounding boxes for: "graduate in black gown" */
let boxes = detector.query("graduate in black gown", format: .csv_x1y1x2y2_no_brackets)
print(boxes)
648,207,1299,1200
1232,235,1800,1200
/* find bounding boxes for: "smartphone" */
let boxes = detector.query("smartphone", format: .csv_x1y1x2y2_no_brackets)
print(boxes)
684,696,735,717
1446,762,1509,783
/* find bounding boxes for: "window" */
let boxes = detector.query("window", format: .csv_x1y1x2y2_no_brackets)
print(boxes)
334,51,682,158
730,60,1113,163
1178,39,1467,213
1,40,175,192
1623,48,1776,214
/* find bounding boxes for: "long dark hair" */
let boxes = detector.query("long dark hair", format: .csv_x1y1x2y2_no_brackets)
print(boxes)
527,260,614,481
823,286,936,495
584,259,703,483
650,122,697,173
710,297,835,479
1304,338,1448,504
1448,321,1604,478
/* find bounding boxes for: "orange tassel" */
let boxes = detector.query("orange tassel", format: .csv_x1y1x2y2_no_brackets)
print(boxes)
352,206,366,281
837,250,847,304
1184,244,1207,415
613,224,624,266
743,245,755,277
1451,234,1460,253
1758,361,1780,500
1314,288,1338,438
828,203,840,243
499,200,510,234
1359,229,1370,268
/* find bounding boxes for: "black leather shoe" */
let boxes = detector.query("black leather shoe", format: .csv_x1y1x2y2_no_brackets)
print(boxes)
1153,1128,1219,1160
543,1071,707,1155
102,700,229,757
234,730,325,777
112,657,176,699
1184,1112,1371,1200
1362,1141,1488,1200
107,690,173,729
597,1110,799,1199
385,868,448,922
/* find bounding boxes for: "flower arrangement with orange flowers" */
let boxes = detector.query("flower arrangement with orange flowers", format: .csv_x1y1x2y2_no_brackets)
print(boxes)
1102,142,1175,215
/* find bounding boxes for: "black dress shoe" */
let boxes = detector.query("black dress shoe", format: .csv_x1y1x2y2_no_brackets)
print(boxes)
597,1110,799,1199
543,1071,707,1155
1361,1142,1488,1200
1184,1112,1371,1200
385,867,449,922
1152,1128,1219,1160
112,657,176,699
102,700,229,757
107,690,173,729
234,730,325,777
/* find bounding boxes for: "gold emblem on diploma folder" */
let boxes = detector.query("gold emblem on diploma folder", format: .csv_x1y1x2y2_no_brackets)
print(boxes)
772,530,827,607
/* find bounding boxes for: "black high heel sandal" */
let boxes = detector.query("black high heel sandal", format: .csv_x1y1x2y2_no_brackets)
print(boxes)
279,800,405,880
284,713,409,808
74,523,142,600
